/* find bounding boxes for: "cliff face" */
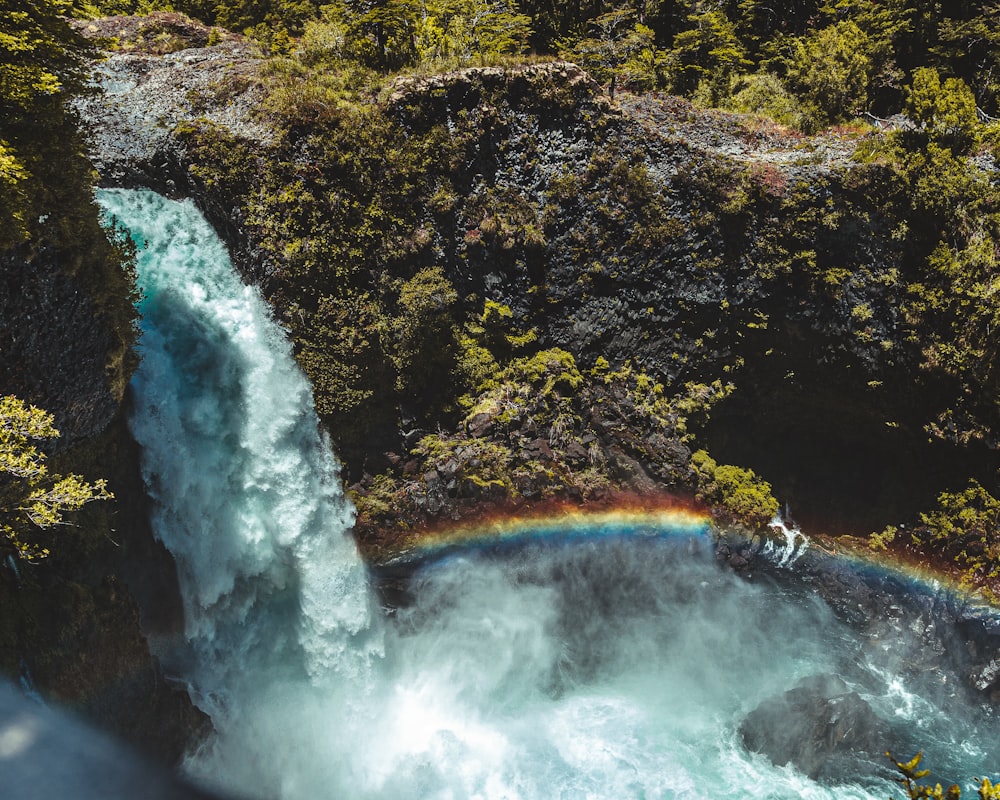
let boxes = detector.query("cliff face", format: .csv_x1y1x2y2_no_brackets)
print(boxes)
0,243,206,762
69,12,1000,706
74,28,1000,545
0,16,206,762
0,243,120,446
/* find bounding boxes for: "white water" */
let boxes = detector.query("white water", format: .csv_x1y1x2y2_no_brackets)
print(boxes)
765,515,809,567
101,188,999,800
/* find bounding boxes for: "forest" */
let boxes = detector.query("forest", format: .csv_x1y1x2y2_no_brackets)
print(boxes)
75,0,1000,129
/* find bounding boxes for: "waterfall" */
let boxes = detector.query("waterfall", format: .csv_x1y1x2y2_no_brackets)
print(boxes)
98,188,382,790
100,188,1000,800
765,514,809,567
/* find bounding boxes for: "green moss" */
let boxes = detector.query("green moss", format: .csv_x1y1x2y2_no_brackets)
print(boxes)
690,449,779,529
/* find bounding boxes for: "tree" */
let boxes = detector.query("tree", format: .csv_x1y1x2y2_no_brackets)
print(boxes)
785,19,874,127
558,8,666,92
669,8,748,100
905,66,979,153
915,480,1000,585
0,0,93,246
414,0,533,66
0,396,112,562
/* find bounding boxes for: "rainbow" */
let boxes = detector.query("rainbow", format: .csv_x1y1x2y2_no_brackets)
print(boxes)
368,497,1000,615
372,498,712,569
796,533,1000,614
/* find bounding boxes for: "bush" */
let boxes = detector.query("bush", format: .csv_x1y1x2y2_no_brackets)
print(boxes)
691,449,778,529
905,67,979,154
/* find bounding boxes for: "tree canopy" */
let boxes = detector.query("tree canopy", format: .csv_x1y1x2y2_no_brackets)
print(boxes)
0,0,95,246
0,396,112,562
83,0,1000,126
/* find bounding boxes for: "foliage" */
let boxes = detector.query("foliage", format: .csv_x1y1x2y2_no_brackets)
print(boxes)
82,0,1000,125
690,449,778,529
413,0,533,67
904,67,979,153
668,8,748,102
0,396,112,562
917,481,1000,584
0,0,138,393
0,0,93,245
557,8,665,92
784,19,873,128
296,0,530,71
724,72,807,129
391,267,459,400
887,751,1000,800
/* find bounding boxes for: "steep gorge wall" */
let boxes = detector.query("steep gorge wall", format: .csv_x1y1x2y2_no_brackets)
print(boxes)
69,14,1000,707
0,36,206,760
75,28,1000,544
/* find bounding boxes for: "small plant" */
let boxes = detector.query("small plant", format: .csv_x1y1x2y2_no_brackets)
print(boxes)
887,751,1000,800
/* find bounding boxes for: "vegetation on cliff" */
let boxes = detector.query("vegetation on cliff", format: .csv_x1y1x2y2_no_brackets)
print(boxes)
86,1,1000,128
0,1,201,762
0,395,113,562
99,1,1000,579
0,0,995,780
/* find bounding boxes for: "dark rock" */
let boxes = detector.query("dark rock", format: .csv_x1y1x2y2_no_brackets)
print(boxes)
605,447,657,492
466,412,494,438
402,459,420,476
0,244,120,448
972,658,1000,693
564,440,589,462
422,470,441,489
739,674,892,782
524,437,554,460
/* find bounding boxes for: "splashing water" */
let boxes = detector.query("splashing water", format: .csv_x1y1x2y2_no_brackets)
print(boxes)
765,515,809,567
101,188,1000,800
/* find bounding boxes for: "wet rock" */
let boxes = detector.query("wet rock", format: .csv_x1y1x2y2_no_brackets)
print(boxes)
739,674,892,782
972,657,1000,693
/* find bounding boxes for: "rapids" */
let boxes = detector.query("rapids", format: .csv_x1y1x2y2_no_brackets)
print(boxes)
99,188,1000,800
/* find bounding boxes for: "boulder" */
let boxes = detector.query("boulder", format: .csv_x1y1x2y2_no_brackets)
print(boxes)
739,674,891,782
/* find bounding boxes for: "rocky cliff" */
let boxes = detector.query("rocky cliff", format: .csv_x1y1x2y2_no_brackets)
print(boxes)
72,13,1000,705
0,12,206,764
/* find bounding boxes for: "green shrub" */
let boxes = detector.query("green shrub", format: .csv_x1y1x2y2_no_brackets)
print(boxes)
690,449,778,529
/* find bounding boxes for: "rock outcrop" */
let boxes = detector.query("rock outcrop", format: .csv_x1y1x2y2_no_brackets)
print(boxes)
0,13,212,766
70,20,1000,711
740,674,894,782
